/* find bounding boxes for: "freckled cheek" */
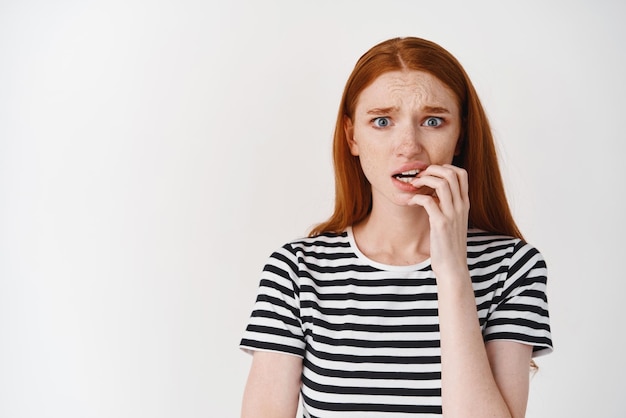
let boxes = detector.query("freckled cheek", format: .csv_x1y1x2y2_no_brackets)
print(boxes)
425,133,460,159
356,153,385,182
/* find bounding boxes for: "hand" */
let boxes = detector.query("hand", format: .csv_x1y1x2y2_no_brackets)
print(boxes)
408,164,470,279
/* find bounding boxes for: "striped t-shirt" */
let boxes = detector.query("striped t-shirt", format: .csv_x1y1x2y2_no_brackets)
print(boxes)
240,227,553,417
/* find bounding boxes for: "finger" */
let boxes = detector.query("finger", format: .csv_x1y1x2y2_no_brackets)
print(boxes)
411,175,452,212
412,167,460,214
447,165,470,207
421,165,468,213
408,192,443,221
442,164,470,210
409,185,436,199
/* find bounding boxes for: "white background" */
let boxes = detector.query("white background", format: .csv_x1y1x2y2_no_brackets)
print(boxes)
1,0,625,417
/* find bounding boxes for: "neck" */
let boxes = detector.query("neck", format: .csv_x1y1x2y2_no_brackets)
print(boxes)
352,204,431,266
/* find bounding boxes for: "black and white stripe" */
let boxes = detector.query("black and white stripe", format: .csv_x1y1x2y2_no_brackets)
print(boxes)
241,228,552,417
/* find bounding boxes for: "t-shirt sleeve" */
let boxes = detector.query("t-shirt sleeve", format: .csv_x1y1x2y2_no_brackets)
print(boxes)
240,244,305,358
482,241,553,357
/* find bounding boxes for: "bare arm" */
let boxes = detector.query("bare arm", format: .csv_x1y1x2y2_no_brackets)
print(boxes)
486,340,534,416
241,351,303,418
437,276,533,417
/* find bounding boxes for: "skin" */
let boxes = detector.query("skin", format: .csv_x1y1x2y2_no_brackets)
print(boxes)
241,70,533,418
241,351,302,418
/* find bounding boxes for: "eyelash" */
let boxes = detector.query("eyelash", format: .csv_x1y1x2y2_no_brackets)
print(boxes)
371,117,391,128
423,117,444,127
370,116,445,128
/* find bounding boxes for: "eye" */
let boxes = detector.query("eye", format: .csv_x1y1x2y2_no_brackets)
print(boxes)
372,117,391,128
423,117,443,127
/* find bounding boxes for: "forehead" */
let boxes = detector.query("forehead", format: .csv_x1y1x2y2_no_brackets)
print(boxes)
355,70,459,113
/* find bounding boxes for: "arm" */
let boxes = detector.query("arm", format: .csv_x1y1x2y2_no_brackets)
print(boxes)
436,275,532,417
410,164,532,417
241,351,303,418
487,340,534,416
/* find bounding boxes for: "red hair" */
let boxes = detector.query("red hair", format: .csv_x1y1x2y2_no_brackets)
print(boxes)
310,37,523,240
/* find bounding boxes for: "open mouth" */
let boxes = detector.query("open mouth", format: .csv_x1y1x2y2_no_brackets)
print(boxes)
392,169,420,183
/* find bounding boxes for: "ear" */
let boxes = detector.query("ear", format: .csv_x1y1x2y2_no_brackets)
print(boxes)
344,115,359,156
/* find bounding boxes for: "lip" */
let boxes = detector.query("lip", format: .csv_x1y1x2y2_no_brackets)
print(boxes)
392,162,429,177
392,176,420,192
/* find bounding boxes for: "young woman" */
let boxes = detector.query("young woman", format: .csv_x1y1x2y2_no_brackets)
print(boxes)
240,37,553,418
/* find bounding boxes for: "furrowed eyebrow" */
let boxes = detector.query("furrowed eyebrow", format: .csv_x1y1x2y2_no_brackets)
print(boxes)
422,105,452,114
366,107,399,115
365,105,453,115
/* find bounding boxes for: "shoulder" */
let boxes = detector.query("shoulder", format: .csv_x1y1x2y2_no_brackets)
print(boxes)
467,229,542,253
264,230,352,269
467,229,545,271
467,229,520,249
276,230,351,256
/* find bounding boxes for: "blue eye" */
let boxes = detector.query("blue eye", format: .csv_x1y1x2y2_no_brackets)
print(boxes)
373,117,391,128
423,117,443,127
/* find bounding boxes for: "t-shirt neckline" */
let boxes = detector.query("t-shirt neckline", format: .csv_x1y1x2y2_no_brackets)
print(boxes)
346,226,432,272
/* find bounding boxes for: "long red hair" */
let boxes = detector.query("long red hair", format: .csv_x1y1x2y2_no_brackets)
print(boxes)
310,37,523,240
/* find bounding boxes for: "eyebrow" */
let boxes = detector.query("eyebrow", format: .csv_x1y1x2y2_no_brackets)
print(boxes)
366,106,400,115
365,105,453,115
421,105,452,114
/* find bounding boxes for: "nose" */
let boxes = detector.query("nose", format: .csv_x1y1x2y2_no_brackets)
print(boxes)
394,123,422,157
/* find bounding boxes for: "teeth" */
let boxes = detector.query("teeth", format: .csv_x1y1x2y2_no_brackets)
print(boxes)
394,169,420,182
